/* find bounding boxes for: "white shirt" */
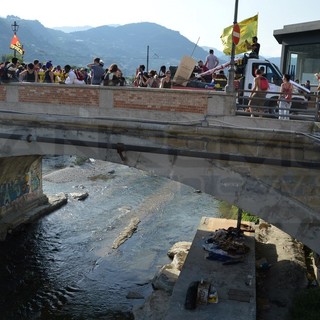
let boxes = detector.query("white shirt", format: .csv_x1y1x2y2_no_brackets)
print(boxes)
65,69,85,85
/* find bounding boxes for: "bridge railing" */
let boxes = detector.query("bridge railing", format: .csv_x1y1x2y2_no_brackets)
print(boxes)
235,89,319,121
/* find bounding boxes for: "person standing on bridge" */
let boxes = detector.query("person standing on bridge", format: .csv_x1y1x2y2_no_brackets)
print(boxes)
19,63,38,82
159,70,172,88
204,49,219,70
245,36,260,58
247,68,268,116
87,57,104,85
278,74,293,120
1,57,20,83
44,61,55,83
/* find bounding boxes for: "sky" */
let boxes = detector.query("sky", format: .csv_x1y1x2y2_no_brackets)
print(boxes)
1,0,319,58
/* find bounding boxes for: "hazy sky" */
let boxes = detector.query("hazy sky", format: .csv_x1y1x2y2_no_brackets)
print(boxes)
2,0,319,57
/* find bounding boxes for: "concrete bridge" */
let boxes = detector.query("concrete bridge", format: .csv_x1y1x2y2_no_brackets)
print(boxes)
0,83,320,255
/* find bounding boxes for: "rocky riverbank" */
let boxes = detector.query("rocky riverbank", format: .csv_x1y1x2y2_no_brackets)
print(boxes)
1,157,313,319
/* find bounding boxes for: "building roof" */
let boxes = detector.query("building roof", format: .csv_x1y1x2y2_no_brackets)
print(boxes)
274,20,320,44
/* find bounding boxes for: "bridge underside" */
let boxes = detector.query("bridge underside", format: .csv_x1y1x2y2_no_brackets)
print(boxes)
104,150,320,255
0,114,319,254
0,147,319,254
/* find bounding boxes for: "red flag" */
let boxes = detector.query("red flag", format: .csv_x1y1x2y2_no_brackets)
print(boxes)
10,34,24,55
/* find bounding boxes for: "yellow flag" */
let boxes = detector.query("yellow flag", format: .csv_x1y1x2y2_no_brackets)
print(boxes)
220,14,258,56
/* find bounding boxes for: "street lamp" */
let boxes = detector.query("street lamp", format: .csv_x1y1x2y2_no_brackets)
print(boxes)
11,20,19,34
11,21,19,57
225,0,239,93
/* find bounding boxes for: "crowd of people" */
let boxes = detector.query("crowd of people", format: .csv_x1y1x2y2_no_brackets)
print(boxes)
132,64,174,88
0,43,247,91
1,40,318,120
0,57,127,86
0,56,177,89
0,48,225,90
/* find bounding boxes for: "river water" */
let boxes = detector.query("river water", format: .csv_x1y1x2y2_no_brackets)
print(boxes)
0,156,223,319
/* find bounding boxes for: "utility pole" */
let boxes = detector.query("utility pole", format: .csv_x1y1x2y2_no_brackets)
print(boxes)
226,0,239,93
146,45,149,72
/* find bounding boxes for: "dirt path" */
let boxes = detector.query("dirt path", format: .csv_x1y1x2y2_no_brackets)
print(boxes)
255,221,308,320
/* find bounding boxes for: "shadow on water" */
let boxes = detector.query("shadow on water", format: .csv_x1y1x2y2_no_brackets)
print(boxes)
0,222,135,320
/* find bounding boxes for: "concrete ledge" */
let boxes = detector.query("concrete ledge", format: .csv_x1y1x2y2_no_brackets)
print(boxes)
165,217,256,320
0,192,67,240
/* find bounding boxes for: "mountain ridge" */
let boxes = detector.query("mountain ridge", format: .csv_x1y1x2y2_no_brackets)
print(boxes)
0,16,280,76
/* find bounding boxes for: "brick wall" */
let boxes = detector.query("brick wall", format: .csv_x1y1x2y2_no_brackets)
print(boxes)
113,89,208,114
0,86,6,101
18,85,99,107
0,84,227,116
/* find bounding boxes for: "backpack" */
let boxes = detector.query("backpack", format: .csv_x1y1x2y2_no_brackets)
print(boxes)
75,70,85,81
260,76,269,91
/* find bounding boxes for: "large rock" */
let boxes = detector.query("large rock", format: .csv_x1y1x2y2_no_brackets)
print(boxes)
112,217,140,249
152,241,191,292
69,192,89,201
167,241,191,259
172,251,189,271
152,264,180,293
134,241,191,319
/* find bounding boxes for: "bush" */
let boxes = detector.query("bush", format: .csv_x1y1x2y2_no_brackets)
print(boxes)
218,201,259,224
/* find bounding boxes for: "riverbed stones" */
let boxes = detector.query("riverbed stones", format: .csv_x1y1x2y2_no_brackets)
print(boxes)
69,192,89,201
133,242,191,319
112,217,141,249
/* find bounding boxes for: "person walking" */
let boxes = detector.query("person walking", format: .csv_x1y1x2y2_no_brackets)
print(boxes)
278,74,293,120
247,68,268,116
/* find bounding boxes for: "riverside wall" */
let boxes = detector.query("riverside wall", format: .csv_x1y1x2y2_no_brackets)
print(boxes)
0,155,48,239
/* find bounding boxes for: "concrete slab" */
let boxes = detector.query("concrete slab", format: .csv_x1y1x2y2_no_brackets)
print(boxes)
165,217,256,320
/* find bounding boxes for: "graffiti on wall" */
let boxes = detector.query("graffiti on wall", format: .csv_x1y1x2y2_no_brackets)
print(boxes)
0,163,41,207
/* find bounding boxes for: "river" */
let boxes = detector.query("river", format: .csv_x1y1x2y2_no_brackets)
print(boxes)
0,156,224,319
